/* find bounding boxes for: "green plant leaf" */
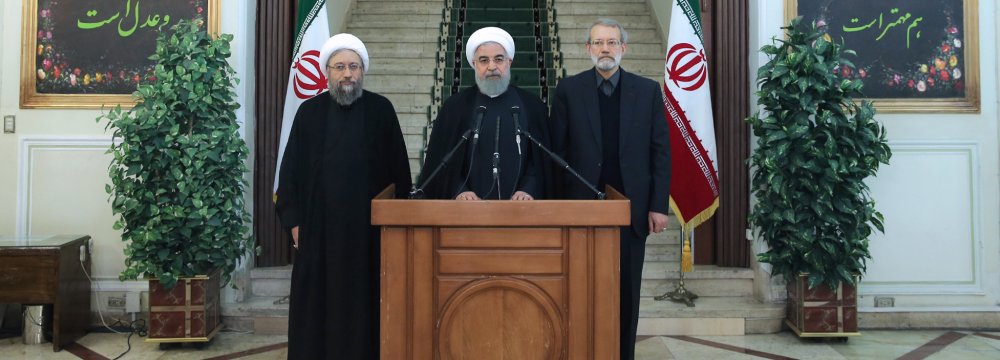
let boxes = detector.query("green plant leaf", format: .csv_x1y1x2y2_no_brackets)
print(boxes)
747,18,891,290
100,19,256,289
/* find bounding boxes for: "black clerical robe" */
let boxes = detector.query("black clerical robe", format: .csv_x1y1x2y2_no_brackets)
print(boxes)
419,85,552,199
275,91,411,359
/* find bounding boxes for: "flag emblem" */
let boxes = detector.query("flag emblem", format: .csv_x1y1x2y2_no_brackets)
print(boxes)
292,49,327,100
666,43,708,91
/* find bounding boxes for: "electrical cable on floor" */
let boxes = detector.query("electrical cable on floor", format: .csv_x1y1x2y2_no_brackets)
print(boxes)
80,252,148,359
79,256,126,334
109,318,147,360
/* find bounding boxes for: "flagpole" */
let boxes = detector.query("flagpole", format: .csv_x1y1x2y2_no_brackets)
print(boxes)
654,227,699,307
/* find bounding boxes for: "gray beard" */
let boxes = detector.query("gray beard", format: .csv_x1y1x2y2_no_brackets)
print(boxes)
329,77,364,106
475,71,511,97
591,54,622,72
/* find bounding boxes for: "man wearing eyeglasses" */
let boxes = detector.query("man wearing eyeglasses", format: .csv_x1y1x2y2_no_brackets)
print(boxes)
275,33,412,359
420,27,551,201
550,18,671,360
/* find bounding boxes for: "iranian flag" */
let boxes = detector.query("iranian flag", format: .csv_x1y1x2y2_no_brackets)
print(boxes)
273,0,330,197
663,0,719,271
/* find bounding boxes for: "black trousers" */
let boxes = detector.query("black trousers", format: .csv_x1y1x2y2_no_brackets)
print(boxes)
620,228,646,360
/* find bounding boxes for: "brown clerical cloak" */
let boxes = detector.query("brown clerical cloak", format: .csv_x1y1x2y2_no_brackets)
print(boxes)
275,90,411,359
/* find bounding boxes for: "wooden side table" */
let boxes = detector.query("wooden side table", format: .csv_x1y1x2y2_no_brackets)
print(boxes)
0,235,92,351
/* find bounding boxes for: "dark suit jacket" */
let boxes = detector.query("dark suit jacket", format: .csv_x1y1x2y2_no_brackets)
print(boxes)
550,68,671,238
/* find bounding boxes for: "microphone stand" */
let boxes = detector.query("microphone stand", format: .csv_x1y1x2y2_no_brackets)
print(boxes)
514,120,606,200
412,106,487,199
409,128,473,199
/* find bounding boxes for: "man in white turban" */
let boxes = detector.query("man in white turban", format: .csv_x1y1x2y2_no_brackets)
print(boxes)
275,33,411,359
418,27,553,201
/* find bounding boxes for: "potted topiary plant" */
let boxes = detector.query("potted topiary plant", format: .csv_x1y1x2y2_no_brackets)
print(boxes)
98,18,255,347
746,17,891,337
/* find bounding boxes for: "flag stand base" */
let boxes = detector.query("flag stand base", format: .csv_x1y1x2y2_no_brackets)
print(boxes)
654,273,699,307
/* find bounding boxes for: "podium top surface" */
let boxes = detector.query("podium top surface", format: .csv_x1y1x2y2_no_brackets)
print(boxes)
371,199,630,226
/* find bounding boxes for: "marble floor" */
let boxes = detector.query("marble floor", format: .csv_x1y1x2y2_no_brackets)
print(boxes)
1,330,999,359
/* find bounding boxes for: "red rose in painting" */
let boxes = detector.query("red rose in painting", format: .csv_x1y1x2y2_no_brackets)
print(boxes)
841,66,852,78
928,78,935,87
907,79,914,88
940,71,950,81
941,44,951,53
946,26,958,34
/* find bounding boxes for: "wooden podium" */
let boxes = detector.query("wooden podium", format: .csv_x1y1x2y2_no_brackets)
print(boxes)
372,186,629,360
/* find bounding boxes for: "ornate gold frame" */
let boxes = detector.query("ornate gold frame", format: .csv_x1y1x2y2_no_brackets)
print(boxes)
19,0,221,109
783,0,980,113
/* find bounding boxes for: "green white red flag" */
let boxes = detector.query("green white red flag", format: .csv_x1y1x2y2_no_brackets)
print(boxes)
274,0,330,198
663,0,720,270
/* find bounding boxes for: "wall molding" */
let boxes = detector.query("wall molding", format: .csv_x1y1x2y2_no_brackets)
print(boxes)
16,136,114,237
860,140,984,296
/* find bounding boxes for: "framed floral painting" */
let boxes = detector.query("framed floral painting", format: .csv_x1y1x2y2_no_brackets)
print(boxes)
20,0,219,108
785,0,979,113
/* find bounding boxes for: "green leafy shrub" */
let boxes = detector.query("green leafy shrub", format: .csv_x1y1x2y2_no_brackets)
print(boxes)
99,19,255,289
747,17,892,290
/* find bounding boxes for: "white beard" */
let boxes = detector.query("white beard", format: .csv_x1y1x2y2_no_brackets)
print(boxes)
475,71,511,97
591,53,622,72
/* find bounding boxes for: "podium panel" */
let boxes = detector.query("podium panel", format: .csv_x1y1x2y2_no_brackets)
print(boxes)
373,187,629,360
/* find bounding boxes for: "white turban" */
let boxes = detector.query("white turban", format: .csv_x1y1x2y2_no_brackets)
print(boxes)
319,33,370,74
465,27,515,67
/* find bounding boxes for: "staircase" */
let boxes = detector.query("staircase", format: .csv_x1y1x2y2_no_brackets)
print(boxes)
227,0,783,336
348,0,444,179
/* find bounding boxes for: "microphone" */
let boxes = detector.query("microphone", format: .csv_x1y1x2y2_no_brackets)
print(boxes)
517,118,606,200
511,106,522,155
409,107,487,199
471,106,486,146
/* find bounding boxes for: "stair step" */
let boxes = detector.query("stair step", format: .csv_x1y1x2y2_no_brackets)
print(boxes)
354,1,444,15
555,15,660,30
250,265,291,279
364,42,440,54
222,295,289,318
558,29,662,44
556,0,646,2
646,230,681,245
222,295,290,335
365,61,436,75
645,243,680,261
348,21,442,29
352,13,443,23
557,3,648,15
642,263,754,280
641,277,753,298
637,296,784,335
640,263,754,297
348,29,440,43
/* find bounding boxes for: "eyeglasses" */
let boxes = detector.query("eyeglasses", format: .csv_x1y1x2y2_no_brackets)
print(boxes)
327,63,362,72
475,56,508,67
589,39,622,48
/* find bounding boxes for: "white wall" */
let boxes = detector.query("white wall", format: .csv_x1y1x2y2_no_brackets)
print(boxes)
648,0,671,42
749,1,1000,311
327,0,354,33
0,1,257,298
